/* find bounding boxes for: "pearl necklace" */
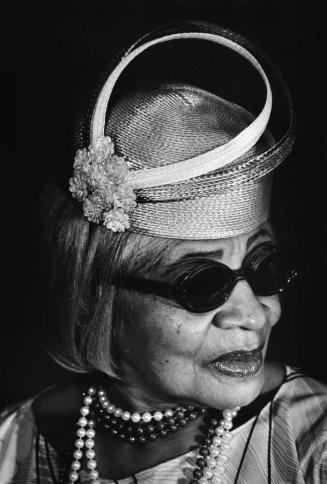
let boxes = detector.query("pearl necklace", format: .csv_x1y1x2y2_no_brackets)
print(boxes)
98,386,188,422
190,407,240,484
67,386,240,484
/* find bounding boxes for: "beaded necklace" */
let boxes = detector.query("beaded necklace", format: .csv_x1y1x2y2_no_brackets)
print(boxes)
66,386,240,484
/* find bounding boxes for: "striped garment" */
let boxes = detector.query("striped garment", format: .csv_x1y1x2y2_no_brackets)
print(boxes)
0,367,326,483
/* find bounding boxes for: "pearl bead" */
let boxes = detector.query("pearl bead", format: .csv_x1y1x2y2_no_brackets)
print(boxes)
222,420,233,430
153,411,163,421
223,431,232,441
86,449,95,459
196,457,207,468
222,409,233,420
142,412,152,422
69,471,79,482
73,449,83,460
199,447,210,457
207,458,217,469
221,442,231,452
102,400,109,408
216,464,226,474
164,409,174,417
212,436,222,446
218,454,228,463
204,469,213,479
88,419,95,427
215,426,224,436
212,477,223,484
78,417,88,427
98,389,105,397
232,409,238,417
108,404,115,413
87,387,96,395
114,408,123,417
75,439,84,448
80,406,90,416
71,461,81,471
84,396,93,405
122,411,131,421
87,459,97,469
89,470,99,480
211,448,220,458
193,468,204,479
131,412,141,423
77,428,86,438
85,439,95,448
87,428,95,439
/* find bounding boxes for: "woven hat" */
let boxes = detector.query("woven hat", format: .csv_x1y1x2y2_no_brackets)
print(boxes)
70,21,295,239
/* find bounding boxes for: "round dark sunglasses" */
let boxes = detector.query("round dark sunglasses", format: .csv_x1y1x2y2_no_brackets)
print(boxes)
114,243,298,313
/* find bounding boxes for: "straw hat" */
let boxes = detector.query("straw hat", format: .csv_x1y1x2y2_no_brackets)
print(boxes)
70,21,295,239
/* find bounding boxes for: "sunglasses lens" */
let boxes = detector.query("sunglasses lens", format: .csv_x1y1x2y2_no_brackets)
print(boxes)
181,265,233,312
248,250,297,295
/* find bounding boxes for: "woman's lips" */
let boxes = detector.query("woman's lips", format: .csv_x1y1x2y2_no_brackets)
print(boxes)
209,344,264,378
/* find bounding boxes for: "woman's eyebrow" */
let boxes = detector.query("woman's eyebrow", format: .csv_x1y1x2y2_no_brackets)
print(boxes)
160,249,223,275
246,228,272,248
173,248,224,262
165,227,271,267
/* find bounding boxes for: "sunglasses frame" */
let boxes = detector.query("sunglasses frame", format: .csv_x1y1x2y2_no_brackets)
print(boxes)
113,242,298,313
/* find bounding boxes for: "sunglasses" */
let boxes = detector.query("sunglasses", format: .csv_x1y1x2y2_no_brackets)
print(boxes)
114,243,298,313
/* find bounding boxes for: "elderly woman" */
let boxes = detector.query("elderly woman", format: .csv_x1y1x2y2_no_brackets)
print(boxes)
0,21,326,484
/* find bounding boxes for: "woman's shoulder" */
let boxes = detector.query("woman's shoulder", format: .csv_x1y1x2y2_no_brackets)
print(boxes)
0,378,84,463
0,379,87,484
276,367,327,461
274,367,327,479
0,398,36,442
0,399,37,482
280,366,327,406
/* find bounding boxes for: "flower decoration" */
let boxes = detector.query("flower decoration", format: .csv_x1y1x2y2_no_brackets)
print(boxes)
69,135,137,232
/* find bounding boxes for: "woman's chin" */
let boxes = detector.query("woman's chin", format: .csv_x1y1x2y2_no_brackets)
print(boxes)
194,367,265,410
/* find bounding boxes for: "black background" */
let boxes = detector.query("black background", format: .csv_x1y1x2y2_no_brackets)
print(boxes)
1,0,326,409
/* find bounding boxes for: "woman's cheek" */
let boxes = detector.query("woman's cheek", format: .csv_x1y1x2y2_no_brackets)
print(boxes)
121,294,207,364
268,295,282,328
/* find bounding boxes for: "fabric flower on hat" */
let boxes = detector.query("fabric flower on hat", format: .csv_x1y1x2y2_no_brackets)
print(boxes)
89,135,115,163
69,173,88,202
103,209,130,232
69,135,136,231
83,196,106,224
73,148,90,172
105,155,130,184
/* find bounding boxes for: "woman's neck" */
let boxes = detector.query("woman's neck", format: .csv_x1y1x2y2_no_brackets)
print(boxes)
103,378,182,413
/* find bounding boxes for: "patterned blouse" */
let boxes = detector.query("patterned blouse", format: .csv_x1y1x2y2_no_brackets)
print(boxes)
0,367,326,483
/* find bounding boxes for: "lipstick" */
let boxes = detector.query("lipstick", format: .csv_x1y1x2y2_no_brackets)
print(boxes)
209,344,264,378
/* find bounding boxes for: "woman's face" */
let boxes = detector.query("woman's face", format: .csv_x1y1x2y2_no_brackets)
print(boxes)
118,223,281,410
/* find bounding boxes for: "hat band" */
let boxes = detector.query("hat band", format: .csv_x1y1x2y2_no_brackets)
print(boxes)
129,175,273,239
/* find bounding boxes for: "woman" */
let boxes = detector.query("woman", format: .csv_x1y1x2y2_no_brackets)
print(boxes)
0,21,326,484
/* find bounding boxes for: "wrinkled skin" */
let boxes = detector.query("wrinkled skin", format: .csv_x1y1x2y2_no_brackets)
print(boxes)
115,223,281,411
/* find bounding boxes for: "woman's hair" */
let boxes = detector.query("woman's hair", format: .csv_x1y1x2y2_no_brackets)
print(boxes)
39,179,180,378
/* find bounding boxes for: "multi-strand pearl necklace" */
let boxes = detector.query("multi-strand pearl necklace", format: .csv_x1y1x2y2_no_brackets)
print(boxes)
190,407,240,484
68,387,99,484
67,386,239,484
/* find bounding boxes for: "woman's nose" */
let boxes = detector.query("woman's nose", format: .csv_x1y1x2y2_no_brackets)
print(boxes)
213,279,267,331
